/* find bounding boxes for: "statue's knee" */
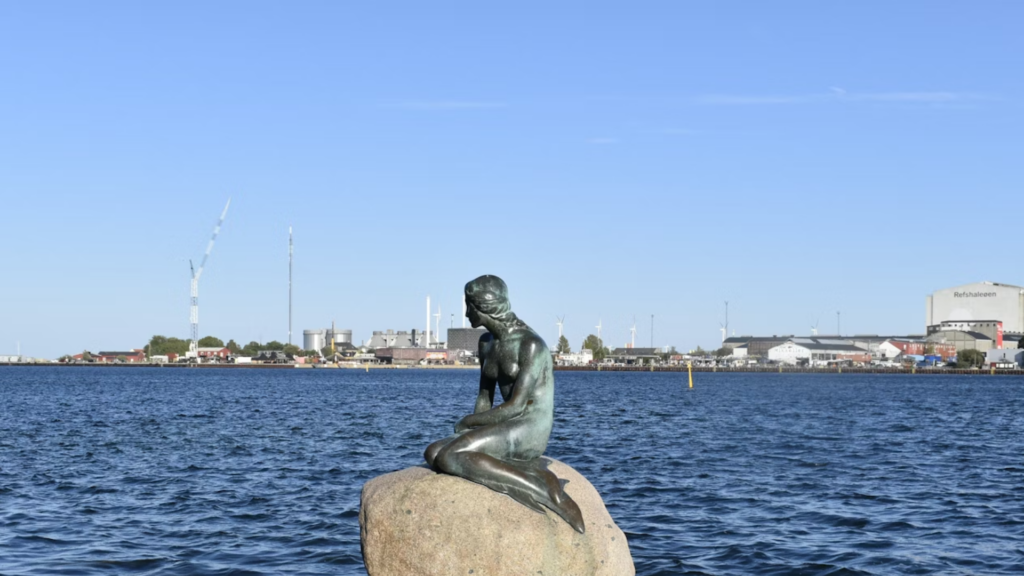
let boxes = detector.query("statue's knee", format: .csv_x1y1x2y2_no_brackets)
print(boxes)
434,446,462,473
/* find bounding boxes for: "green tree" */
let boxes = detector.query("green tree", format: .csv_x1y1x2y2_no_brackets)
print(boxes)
692,346,707,357
198,336,225,348
226,340,241,354
147,335,189,356
82,351,92,362
556,335,571,354
659,346,678,362
264,340,285,351
241,341,261,356
582,334,608,361
957,349,985,368
117,355,127,363
714,347,731,358
924,342,936,355
283,344,301,356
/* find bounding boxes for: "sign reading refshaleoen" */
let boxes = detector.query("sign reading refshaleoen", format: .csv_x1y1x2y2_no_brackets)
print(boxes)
953,291,997,298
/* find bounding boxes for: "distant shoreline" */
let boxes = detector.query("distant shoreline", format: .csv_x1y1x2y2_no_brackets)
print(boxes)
2,363,1024,376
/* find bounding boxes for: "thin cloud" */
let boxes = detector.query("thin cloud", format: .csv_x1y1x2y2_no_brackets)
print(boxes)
697,89,994,106
655,128,700,135
696,94,812,105
843,92,979,103
381,100,508,110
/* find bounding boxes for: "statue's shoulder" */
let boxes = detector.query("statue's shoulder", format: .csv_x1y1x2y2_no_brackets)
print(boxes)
518,331,549,355
477,332,495,353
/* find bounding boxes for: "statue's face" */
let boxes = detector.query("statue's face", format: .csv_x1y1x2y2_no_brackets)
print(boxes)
465,299,483,328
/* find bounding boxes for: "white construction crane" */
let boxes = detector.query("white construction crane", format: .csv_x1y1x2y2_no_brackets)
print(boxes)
188,199,231,359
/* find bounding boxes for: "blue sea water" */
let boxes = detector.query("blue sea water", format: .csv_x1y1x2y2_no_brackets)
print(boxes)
1,367,1023,575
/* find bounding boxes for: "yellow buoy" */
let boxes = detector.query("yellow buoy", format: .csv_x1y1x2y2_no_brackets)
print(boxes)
687,361,693,389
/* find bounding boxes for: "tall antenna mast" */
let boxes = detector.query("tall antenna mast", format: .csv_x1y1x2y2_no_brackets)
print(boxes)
837,310,841,336
650,314,654,348
288,226,293,346
434,305,441,348
426,296,431,348
189,198,231,358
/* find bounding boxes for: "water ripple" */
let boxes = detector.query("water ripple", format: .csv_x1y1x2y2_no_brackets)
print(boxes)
1,368,1024,574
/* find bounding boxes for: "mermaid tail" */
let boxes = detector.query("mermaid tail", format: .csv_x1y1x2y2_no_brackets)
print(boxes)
504,458,586,534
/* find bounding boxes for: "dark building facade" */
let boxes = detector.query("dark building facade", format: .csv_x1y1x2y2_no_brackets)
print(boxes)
447,328,487,354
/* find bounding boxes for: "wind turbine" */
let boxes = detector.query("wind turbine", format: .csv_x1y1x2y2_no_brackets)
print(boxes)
556,315,565,340
811,318,820,336
189,198,231,358
630,316,637,348
595,319,602,343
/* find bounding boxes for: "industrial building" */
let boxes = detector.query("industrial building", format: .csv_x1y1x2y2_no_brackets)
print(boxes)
925,329,994,353
926,281,1024,333
722,336,792,357
556,348,594,366
927,320,1005,348
767,339,870,366
985,349,1024,368
95,350,147,363
367,329,439,349
303,328,353,351
447,328,487,354
878,339,957,361
375,348,448,365
608,347,661,366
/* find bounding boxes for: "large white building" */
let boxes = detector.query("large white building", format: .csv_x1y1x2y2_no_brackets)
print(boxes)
767,338,870,366
925,281,1024,333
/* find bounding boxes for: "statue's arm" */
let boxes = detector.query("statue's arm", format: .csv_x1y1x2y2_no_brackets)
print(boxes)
456,338,542,432
473,335,495,414
474,372,495,414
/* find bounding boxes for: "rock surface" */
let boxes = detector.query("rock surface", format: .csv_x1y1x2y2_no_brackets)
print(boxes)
360,459,634,576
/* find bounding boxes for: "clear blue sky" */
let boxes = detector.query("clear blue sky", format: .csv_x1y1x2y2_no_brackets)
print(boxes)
1,2,1021,359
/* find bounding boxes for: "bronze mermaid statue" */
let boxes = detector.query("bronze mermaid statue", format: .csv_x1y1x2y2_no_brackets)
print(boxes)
424,275,586,533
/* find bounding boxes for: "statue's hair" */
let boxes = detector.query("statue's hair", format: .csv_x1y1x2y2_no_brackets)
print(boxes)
465,275,516,324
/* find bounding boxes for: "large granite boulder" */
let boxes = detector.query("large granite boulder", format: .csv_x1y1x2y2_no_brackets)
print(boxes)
360,459,634,576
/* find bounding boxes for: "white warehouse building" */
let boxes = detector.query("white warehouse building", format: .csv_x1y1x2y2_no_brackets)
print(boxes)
925,281,1024,333
768,338,869,366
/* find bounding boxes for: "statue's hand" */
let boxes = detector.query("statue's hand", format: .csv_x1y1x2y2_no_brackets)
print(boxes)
454,416,475,434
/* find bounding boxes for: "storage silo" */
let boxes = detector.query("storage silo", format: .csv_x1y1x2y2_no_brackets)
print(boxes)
332,329,353,345
303,329,326,351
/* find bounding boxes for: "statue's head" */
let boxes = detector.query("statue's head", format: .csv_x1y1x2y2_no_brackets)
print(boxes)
465,275,513,329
